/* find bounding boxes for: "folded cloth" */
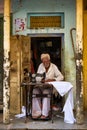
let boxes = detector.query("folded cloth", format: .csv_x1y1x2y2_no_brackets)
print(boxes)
63,88,76,124
15,113,25,118
48,81,76,124
15,106,26,118
48,81,73,96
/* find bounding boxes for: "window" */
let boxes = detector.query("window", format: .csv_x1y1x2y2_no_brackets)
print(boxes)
27,13,64,29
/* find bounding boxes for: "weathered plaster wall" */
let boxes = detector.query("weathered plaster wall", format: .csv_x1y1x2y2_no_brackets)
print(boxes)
12,0,76,102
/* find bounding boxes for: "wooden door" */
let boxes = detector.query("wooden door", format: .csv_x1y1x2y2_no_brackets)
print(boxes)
10,35,21,114
20,35,31,107
21,35,31,80
10,35,31,114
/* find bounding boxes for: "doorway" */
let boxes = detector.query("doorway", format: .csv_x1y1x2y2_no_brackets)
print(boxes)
29,34,64,74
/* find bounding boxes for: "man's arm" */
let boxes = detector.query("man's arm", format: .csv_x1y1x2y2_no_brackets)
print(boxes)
54,65,64,81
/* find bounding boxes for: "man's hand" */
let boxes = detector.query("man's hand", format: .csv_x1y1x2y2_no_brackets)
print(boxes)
45,79,56,82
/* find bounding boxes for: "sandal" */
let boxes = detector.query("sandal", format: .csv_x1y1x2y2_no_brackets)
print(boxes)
40,115,48,119
32,115,41,119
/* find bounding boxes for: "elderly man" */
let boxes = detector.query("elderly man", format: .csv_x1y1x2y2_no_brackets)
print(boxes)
32,53,64,119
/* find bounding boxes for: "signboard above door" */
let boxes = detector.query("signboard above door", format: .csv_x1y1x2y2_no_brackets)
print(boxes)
27,13,64,29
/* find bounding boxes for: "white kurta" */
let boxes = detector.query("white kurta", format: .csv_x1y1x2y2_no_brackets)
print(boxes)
37,63,64,81
32,63,64,117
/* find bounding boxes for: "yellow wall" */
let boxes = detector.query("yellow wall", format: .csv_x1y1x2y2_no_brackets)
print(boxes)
83,11,87,109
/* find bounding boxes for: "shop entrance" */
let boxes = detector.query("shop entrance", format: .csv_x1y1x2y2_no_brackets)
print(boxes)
29,34,64,108
30,34,64,73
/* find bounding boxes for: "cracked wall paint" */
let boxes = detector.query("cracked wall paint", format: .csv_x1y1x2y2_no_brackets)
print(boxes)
3,50,10,123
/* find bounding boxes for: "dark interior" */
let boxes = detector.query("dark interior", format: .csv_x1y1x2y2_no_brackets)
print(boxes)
31,37,61,72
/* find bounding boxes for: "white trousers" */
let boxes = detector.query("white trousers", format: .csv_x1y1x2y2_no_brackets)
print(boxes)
32,88,51,117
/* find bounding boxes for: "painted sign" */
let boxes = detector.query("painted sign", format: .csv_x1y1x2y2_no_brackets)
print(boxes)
15,18,26,32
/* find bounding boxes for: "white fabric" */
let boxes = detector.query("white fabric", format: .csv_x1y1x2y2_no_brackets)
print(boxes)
48,81,76,124
15,106,26,118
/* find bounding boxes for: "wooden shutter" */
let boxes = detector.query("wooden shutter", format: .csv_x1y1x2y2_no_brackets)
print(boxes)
10,35,31,114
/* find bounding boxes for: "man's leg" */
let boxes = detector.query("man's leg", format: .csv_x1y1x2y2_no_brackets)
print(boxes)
32,88,41,118
41,89,51,118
